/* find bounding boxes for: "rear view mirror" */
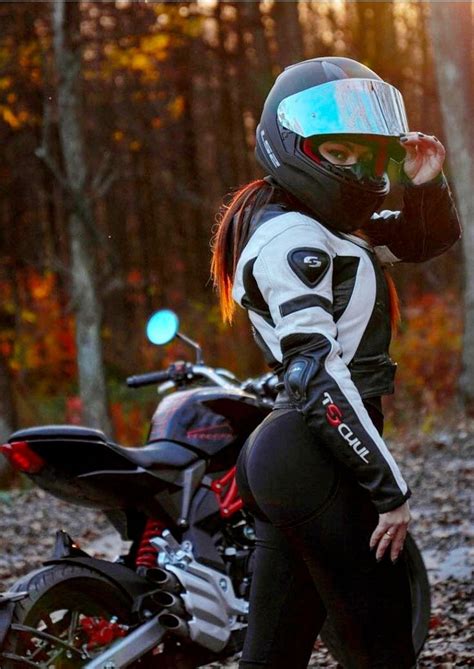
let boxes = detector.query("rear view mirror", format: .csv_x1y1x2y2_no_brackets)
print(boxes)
146,310,179,346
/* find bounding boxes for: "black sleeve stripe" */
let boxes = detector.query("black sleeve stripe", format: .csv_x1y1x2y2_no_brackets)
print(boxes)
242,295,275,327
332,256,360,322
279,294,333,318
242,257,276,327
242,258,269,313
280,332,331,359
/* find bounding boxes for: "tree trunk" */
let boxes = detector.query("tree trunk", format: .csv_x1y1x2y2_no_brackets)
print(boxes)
236,1,273,119
53,0,111,433
355,1,397,78
272,1,304,69
429,3,474,406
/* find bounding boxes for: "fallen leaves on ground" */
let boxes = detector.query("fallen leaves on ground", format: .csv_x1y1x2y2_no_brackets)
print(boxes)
0,417,472,667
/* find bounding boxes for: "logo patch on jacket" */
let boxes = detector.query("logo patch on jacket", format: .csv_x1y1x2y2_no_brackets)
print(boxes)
287,248,331,288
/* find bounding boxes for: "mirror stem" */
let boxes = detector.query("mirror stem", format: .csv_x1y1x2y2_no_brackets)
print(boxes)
176,332,204,365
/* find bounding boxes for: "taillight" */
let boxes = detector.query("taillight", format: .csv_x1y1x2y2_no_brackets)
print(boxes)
0,441,45,473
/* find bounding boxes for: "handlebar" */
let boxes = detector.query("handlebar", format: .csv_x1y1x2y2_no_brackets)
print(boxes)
241,373,282,399
126,364,236,390
126,370,171,388
126,363,281,401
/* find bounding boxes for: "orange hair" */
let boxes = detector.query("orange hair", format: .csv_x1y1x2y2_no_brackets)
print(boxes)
353,229,401,333
211,179,276,323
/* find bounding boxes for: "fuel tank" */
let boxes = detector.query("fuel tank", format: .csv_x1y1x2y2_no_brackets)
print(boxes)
148,387,269,469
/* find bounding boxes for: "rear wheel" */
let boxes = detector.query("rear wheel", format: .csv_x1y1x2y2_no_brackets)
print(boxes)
321,533,431,664
2,564,132,668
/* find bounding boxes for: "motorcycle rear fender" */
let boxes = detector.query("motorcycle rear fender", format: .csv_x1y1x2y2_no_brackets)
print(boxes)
0,552,155,647
46,531,153,602
0,565,56,647
43,556,154,603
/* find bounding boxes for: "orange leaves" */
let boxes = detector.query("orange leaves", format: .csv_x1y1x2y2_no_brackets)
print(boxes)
127,269,143,287
110,401,148,445
167,95,185,120
101,34,168,78
66,396,83,426
0,76,12,90
28,271,55,301
391,292,462,415
129,139,142,152
130,52,153,72
140,33,171,59
0,105,30,129
0,29,42,131
0,270,76,390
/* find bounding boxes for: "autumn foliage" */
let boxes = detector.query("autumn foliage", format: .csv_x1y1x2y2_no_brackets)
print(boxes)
0,1,465,443
0,263,462,443
391,293,462,416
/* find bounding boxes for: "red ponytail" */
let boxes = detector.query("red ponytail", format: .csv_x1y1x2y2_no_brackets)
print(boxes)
353,229,401,333
383,269,401,334
211,179,276,323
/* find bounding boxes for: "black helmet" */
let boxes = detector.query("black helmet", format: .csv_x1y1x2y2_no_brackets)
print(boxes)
255,57,409,232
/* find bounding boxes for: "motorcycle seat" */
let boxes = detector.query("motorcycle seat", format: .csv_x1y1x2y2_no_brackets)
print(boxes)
112,441,200,470
10,425,107,442
10,425,200,470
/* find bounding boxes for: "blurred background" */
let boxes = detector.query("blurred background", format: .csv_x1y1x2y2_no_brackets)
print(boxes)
0,1,472,461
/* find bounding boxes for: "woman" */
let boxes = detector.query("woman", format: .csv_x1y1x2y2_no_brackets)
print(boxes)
211,57,460,669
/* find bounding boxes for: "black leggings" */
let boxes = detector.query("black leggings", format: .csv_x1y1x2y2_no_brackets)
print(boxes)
236,408,415,669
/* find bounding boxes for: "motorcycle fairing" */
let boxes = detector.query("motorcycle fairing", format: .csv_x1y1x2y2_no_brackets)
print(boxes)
148,387,268,457
148,388,236,453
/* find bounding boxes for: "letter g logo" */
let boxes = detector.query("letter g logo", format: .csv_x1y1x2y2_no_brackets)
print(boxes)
326,403,343,427
304,256,322,268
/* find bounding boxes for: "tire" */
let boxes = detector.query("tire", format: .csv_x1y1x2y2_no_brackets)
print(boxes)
2,564,132,668
320,533,431,665
404,533,431,654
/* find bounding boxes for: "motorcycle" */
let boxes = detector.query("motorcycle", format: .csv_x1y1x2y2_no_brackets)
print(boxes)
0,310,430,668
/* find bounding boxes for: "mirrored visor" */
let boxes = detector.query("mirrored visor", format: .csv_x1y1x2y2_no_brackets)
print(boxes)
277,78,409,138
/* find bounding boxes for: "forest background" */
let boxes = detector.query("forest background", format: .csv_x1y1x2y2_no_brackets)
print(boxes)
0,0,473,472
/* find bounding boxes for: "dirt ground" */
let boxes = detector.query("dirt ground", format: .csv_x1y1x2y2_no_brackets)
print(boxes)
0,418,472,667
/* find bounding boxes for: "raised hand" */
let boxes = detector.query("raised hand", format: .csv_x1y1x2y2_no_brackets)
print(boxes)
400,132,446,185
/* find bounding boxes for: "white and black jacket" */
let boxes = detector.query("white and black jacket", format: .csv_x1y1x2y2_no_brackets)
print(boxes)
232,176,461,512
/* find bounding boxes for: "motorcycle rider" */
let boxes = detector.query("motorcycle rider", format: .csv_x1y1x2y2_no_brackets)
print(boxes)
211,57,460,668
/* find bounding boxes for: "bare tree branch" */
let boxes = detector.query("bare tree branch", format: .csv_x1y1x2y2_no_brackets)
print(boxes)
90,150,119,198
35,96,69,190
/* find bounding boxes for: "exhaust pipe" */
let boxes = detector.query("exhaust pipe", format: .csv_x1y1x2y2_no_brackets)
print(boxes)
146,567,182,593
158,612,189,638
153,590,186,616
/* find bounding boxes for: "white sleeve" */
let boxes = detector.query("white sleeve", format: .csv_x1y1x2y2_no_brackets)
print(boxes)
252,223,410,513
